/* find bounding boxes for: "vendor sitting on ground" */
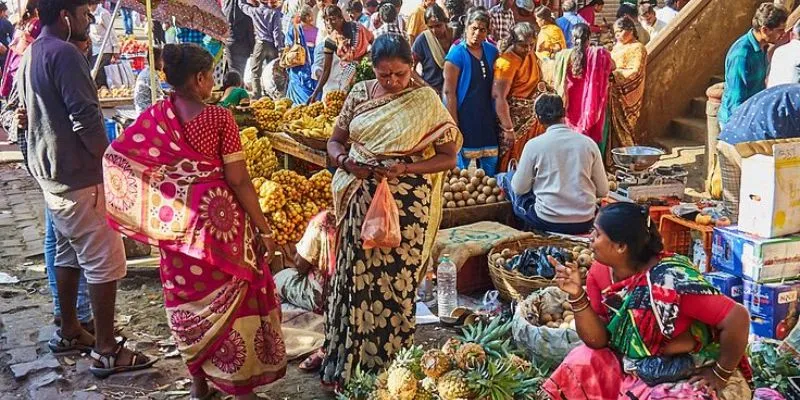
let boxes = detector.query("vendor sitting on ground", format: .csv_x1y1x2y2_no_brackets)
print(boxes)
543,202,752,400
503,93,608,235
272,210,336,372
217,70,251,108
712,83,800,222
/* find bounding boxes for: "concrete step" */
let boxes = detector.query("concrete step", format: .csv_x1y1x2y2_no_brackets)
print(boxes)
690,96,708,119
652,137,707,193
669,116,708,143
653,136,705,153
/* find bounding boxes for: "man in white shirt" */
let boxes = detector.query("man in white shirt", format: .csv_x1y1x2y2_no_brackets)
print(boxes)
506,94,608,234
655,0,685,25
768,20,800,87
89,0,119,89
639,3,667,40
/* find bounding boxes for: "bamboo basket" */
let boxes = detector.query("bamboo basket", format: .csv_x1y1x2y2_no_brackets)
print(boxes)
488,235,591,301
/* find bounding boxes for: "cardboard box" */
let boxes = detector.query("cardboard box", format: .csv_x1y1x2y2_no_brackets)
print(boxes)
703,271,743,302
711,226,800,282
738,143,800,238
744,280,800,340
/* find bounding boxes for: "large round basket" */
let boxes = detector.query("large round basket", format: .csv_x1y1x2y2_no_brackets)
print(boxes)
488,235,590,301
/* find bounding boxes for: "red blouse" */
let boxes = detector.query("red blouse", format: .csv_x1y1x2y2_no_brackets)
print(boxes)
182,105,243,161
585,261,735,336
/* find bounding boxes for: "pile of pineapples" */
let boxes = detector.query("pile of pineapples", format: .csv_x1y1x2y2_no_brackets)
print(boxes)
339,318,548,400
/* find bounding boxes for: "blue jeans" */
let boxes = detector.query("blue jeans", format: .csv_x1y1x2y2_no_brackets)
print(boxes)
45,209,92,323
498,171,594,235
121,7,133,35
457,152,498,177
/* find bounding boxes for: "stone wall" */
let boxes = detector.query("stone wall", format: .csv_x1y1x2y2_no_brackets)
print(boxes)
640,0,762,142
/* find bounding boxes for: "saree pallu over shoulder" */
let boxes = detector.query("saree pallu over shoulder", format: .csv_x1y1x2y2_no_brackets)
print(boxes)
103,99,260,282
331,83,462,265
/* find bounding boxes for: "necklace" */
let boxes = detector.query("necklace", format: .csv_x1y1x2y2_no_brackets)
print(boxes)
479,59,487,79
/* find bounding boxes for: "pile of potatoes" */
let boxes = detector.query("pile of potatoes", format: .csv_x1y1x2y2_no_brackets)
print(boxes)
520,289,577,330
607,173,619,192
443,167,505,208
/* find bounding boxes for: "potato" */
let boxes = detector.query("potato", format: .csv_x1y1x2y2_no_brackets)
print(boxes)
471,192,479,200
490,253,501,261
460,169,470,178
443,183,450,192
546,321,559,328
559,322,570,330
541,313,553,323
497,192,506,202
467,198,476,206
453,167,461,175
487,177,497,187
572,246,584,253
475,169,486,178
577,253,592,268
482,176,490,185
496,257,506,267
449,177,459,185
562,310,574,317
466,183,476,193
564,315,574,323
443,192,453,201
461,191,470,200
609,181,618,191
456,200,466,207
470,177,481,186
492,187,501,195
561,301,571,310
454,192,463,201
580,249,593,255
486,195,497,204
482,186,493,196
477,193,488,204
446,201,456,208
579,267,588,276
501,248,513,257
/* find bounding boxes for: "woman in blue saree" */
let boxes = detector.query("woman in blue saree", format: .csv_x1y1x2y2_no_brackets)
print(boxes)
286,6,319,104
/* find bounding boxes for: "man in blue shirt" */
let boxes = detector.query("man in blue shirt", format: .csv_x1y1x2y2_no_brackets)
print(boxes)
556,0,587,48
719,3,787,128
240,0,285,99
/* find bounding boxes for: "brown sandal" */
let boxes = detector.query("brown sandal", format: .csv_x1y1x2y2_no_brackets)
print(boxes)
89,337,158,379
298,348,325,372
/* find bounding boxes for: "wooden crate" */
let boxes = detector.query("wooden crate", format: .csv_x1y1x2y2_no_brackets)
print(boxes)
440,201,514,229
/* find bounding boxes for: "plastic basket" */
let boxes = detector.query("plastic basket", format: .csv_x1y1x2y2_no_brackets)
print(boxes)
659,214,714,270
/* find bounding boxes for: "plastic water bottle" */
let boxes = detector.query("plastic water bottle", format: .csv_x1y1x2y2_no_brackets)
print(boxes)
437,254,458,318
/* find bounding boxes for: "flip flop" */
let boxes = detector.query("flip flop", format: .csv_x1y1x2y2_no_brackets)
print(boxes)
439,307,474,327
89,337,158,379
298,349,325,372
48,329,94,354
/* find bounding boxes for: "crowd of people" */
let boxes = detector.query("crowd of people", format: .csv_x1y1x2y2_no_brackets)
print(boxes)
3,0,800,398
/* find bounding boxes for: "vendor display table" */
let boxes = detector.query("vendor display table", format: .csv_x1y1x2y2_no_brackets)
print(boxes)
99,97,134,109
440,201,515,229
264,131,329,168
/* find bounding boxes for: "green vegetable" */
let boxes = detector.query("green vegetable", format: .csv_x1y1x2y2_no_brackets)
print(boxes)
355,57,375,83
749,341,800,396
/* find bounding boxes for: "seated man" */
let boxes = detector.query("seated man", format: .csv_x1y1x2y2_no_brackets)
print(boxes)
715,84,800,222
503,93,608,235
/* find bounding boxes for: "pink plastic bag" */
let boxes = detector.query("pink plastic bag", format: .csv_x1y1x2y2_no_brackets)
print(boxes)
361,179,401,249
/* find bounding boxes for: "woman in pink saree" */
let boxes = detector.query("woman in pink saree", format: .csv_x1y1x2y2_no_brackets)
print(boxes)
553,23,613,147
103,44,286,399
1,1,40,98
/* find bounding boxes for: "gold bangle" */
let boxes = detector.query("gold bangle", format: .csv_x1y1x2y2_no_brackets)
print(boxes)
572,301,591,313
567,290,587,304
715,362,735,375
259,231,273,239
711,367,730,383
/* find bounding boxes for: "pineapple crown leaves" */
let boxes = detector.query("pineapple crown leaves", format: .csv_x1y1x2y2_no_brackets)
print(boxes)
465,359,519,400
391,344,426,379
338,363,377,400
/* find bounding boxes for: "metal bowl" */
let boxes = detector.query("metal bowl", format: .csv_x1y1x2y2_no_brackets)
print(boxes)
611,146,665,171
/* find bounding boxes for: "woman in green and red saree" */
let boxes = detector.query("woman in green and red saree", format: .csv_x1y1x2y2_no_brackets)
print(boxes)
103,44,286,399
543,202,752,400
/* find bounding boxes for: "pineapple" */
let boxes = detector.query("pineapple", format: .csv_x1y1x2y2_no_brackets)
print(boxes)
466,359,519,400
387,367,418,400
507,354,532,371
421,349,452,379
420,377,437,393
457,317,513,359
441,337,462,358
455,342,487,370
375,370,389,390
413,385,436,400
437,370,472,400
370,388,393,400
337,364,376,400
390,345,425,379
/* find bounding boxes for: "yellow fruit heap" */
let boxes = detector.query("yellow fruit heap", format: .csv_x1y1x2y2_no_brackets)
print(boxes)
251,169,333,245
251,98,282,132
323,90,346,118
239,127,278,179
